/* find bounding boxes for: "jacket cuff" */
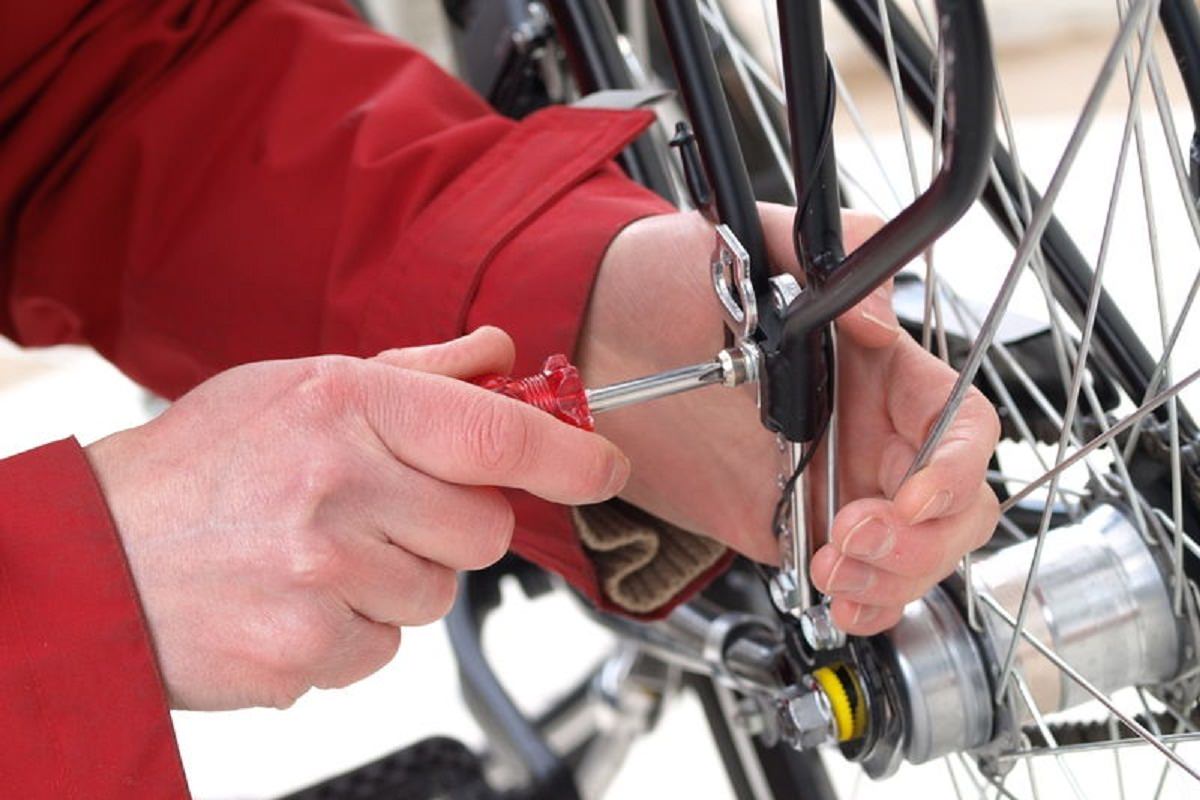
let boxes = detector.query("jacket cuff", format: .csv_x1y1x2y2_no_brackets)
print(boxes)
573,501,731,615
0,438,187,798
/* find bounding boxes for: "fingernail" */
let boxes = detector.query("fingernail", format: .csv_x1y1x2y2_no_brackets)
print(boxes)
860,308,900,334
827,556,874,594
842,516,894,560
851,604,880,627
604,452,632,498
912,490,952,523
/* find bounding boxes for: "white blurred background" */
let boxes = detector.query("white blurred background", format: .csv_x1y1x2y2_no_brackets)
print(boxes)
3,1,1199,797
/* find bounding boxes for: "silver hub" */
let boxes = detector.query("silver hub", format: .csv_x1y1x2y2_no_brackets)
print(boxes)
879,504,1185,766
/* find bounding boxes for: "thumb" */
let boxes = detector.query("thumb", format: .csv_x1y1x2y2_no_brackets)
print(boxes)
372,326,516,379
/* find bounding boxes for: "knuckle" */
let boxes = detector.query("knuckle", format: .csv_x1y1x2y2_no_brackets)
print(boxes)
294,450,356,504
976,492,1001,548
966,385,1002,443
292,357,362,419
572,443,617,500
467,494,515,568
260,607,339,684
264,682,308,710
410,565,458,625
462,396,531,474
284,534,343,589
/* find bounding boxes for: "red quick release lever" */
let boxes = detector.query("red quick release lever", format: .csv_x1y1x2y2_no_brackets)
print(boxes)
475,349,759,431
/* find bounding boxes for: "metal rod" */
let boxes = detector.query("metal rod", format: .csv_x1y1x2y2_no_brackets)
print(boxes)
994,0,1160,701
999,365,1200,513
901,0,1154,483
788,443,815,613
998,732,1200,762
586,360,726,414
978,591,1200,782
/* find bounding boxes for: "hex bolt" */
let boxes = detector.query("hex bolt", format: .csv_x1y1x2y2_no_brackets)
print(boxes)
785,679,836,750
800,603,847,651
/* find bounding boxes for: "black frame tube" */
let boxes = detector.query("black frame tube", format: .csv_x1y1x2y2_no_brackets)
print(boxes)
1159,0,1200,199
764,0,995,440
778,0,845,282
782,0,994,338
653,0,774,305
547,0,675,200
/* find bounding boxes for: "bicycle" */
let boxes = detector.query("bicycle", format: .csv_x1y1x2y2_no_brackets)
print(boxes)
287,1,1200,797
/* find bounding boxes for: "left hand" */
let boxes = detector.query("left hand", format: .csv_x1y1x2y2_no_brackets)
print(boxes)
579,202,1000,634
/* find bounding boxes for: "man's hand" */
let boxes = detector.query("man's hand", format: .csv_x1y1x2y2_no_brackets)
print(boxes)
86,328,629,710
581,204,999,635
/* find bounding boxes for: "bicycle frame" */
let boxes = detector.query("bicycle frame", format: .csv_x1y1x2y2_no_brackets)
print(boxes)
651,0,995,442
432,1,1200,796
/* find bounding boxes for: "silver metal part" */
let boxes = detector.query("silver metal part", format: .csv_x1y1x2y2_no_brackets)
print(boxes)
711,223,757,342
585,360,725,413
883,584,995,765
799,602,847,651
784,676,838,750
876,504,1185,769
592,598,783,693
975,504,1183,714
570,87,673,110
769,272,803,312
584,343,761,415
775,443,815,617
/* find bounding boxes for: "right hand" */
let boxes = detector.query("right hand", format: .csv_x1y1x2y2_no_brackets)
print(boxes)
86,327,629,711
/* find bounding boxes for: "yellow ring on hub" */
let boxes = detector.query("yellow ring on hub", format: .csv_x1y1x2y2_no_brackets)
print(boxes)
813,666,854,742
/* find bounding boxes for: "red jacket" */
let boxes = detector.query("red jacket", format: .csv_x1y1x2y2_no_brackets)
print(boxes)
0,2,722,796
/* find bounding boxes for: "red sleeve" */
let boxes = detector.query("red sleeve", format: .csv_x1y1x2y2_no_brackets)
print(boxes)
0,0,703,617
0,439,188,799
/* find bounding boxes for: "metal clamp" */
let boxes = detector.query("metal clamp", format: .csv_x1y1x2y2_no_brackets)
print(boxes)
711,224,757,344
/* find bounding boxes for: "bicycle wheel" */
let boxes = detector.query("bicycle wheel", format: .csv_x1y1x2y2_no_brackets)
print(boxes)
439,0,1200,796
610,0,1200,797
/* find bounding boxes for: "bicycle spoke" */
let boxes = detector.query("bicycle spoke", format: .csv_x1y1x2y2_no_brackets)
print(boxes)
1010,672,1088,800
694,6,894,217
1000,364,1200,512
945,757,967,800
831,63,906,212
992,49,1077,406
1108,716,1126,800
998,731,1200,761
903,0,1154,482
1116,0,1189,617
979,590,1200,782
701,0,795,204
1121,35,1200,457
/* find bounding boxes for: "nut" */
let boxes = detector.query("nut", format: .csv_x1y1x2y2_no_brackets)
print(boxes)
785,682,836,750
800,603,847,651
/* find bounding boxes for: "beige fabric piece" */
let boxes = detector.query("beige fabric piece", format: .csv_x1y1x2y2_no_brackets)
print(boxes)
573,499,727,614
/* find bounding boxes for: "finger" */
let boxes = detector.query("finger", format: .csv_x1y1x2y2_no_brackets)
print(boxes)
310,619,402,691
372,326,516,379
828,489,999,581
829,598,905,636
811,544,948,609
373,465,514,570
362,367,630,505
884,338,1001,522
837,279,900,349
341,540,460,627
